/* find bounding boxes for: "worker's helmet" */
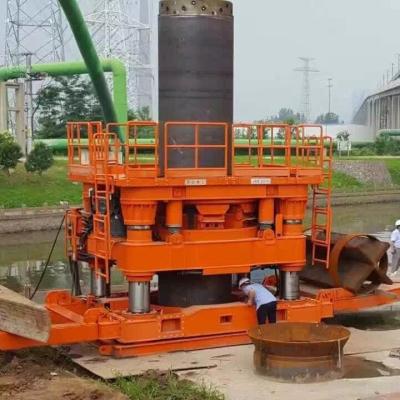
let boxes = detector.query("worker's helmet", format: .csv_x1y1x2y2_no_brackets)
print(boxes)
238,277,251,288
396,220,400,227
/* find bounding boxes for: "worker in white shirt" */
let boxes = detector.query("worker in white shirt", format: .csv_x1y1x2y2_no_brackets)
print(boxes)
238,277,277,324
390,219,400,275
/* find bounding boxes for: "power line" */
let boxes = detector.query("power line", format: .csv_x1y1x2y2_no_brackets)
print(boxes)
294,57,319,122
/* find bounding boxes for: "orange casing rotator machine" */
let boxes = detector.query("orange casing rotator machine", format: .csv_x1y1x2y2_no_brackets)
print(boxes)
1,0,399,357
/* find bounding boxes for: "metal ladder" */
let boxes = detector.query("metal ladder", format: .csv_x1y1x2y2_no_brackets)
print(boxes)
311,136,333,268
92,133,115,283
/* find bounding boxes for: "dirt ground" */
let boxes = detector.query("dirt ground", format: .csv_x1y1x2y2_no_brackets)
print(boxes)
0,349,127,400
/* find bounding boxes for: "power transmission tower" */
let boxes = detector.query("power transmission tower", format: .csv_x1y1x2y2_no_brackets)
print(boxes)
84,0,154,113
4,0,66,152
5,0,66,66
294,57,319,122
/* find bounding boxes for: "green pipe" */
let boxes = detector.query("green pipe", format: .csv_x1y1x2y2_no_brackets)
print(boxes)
377,129,400,137
0,58,127,130
58,0,125,140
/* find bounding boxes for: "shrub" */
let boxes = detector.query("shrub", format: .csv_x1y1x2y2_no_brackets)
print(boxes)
0,134,23,175
25,142,54,175
0,131,15,145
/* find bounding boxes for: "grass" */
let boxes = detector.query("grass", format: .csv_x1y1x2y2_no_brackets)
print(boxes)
383,158,400,185
0,159,81,208
113,371,225,400
2,156,400,209
331,171,364,191
331,157,400,191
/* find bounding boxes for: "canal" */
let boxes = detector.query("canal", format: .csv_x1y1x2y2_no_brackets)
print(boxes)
0,202,398,295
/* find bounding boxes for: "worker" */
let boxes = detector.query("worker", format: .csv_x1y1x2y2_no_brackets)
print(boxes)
390,220,400,276
238,277,277,324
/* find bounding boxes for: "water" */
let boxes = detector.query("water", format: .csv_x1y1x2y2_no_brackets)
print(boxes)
0,230,125,297
0,202,398,297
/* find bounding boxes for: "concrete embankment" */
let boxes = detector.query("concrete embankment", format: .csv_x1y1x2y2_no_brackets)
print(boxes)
0,191,399,234
0,206,66,234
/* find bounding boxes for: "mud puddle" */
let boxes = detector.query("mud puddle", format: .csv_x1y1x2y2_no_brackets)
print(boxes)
343,356,400,379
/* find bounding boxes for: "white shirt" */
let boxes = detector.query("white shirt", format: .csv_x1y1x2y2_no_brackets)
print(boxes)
391,229,400,248
242,283,276,310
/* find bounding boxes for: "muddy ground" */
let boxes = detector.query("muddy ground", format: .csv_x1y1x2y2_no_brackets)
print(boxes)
0,348,127,400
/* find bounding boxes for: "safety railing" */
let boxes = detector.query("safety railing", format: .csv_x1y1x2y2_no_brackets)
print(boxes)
67,121,103,166
67,121,330,179
106,121,158,177
233,124,292,169
164,122,228,177
294,125,326,168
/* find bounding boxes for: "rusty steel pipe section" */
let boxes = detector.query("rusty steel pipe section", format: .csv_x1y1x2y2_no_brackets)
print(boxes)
248,323,351,383
301,232,392,294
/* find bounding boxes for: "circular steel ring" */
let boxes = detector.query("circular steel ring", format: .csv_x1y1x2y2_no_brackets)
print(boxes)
328,233,384,288
159,0,233,16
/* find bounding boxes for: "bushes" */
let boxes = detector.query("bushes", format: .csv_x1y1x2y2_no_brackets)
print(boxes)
25,142,54,175
374,135,400,155
0,132,23,175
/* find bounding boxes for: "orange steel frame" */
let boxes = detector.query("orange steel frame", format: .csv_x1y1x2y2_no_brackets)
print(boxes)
1,121,399,357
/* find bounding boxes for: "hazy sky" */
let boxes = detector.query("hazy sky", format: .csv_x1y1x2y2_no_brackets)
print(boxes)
1,0,400,122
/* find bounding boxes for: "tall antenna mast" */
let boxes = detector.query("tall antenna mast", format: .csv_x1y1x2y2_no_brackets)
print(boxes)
5,0,66,65
294,57,319,122
84,0,154,113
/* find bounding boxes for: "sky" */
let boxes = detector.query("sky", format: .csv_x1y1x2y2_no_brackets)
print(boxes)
1,0,400,122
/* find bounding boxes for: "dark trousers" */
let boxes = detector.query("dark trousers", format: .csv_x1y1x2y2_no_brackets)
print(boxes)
257,301,277,324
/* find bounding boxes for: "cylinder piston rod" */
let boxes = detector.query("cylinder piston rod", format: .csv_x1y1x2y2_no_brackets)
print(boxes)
129,281,150,314
90,269,107,297
280,271,300,300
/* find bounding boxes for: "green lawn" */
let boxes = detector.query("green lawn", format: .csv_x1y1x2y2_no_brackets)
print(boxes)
1,157,400,209
0,159,81,208
331,171,364,191
383,158,400,185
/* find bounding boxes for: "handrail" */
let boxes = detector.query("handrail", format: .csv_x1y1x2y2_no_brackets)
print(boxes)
164,121,228,177
66,121,330,178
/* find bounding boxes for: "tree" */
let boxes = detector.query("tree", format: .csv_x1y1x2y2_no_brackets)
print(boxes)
270,108,305,124
315,112,339,125
128,106,151,121
35,76,152,139
0,132,22,175
25,142,54,175
35,76,104,139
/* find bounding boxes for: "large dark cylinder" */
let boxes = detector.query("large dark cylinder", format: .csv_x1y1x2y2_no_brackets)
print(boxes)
157,1,234,307
158,272,233,307
158,0,234,173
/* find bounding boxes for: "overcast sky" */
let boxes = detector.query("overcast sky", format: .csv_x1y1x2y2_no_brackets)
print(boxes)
1,0,400,122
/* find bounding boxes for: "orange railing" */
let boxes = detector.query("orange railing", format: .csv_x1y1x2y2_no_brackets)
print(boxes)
295,125,326,168
67,121,331,178
106,121,158,174
67,121,103,166
164,122,228,177
233,124,292,169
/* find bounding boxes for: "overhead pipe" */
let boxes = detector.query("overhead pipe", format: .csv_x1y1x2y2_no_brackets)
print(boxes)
0,59,128,128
